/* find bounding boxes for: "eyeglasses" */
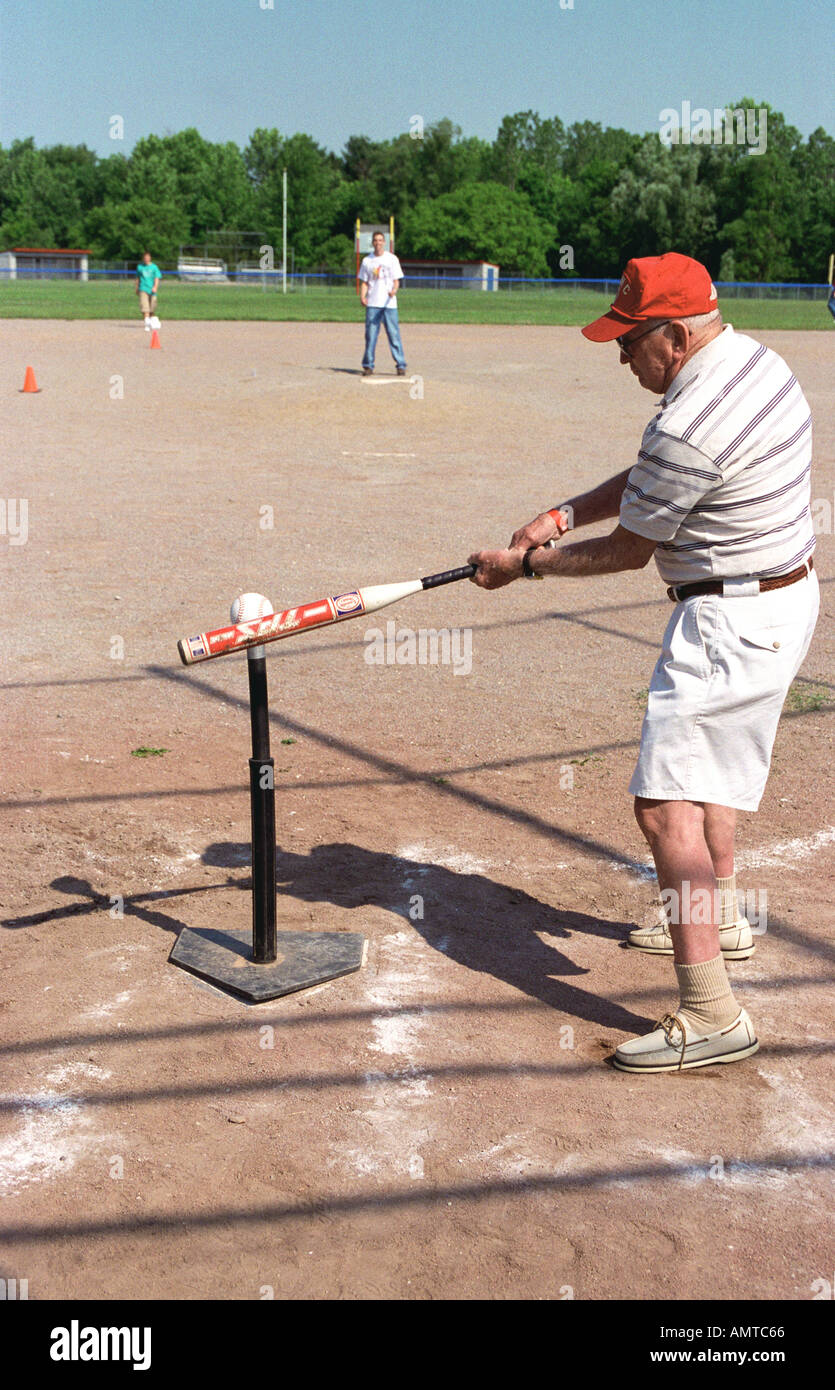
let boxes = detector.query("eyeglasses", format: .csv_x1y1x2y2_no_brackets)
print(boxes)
616,320,670,358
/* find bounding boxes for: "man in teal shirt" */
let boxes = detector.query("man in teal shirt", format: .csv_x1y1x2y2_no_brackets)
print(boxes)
135,252,161,330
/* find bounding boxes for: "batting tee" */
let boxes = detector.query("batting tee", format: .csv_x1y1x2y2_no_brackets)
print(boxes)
355,218,395,294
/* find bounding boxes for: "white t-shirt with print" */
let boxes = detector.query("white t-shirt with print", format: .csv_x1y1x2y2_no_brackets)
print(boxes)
359,251,403,308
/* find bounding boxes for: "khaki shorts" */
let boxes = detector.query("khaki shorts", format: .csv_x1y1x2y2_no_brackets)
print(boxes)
630,569,819,811
139,291,157,313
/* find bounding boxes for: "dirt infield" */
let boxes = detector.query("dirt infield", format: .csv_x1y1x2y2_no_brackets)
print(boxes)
2,318,833,1301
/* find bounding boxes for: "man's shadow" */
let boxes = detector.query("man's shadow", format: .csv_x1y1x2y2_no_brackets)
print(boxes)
204,840,649,1032
12,844,651,1033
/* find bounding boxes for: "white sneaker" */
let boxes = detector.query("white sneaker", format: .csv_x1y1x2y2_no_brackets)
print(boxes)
144,321,151,331
627,917,755,960
613,1009,759,1073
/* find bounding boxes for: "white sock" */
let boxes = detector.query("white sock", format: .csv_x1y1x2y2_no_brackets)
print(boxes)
716,874,739,925
675,957,739,1031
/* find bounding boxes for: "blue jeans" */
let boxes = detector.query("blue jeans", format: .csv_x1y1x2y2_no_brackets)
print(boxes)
363,306,406,370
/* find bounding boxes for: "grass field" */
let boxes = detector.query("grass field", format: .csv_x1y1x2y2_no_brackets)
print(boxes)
1,278,831,329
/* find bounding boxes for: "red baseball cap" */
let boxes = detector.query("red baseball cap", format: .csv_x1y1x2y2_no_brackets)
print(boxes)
582,253,718,342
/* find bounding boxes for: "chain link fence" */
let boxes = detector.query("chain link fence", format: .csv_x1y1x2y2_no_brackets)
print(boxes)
2,265,829,298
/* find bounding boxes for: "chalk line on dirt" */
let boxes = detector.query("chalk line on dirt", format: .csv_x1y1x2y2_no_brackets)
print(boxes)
756,1065,835,1191
461,1132,544,1179
0,1063,117,1197
607,826,835,883
738,826,835,870
80,988,134,1020
330,928,439,1180
398,842,492,876
331,842,522,1180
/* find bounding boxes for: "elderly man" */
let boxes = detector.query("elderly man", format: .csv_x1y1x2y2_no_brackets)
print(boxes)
358,230,407,376
469,252,818,1074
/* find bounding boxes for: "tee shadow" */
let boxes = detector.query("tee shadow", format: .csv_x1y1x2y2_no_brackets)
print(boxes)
204,839,649,1033
9,844,650,1034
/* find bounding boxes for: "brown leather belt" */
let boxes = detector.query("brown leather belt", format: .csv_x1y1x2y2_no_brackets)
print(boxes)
667,557,814,603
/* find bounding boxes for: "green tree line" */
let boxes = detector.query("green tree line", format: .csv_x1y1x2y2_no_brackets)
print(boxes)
0,103,832,281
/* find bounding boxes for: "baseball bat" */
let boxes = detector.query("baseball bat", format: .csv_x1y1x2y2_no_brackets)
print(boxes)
177,564,477,666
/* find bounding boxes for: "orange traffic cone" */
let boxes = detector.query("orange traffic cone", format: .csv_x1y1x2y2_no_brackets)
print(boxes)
149,330,161,349
20,365,41,393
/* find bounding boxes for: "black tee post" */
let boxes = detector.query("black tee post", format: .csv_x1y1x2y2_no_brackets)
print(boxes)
247,652,277,964
170,614,365,1002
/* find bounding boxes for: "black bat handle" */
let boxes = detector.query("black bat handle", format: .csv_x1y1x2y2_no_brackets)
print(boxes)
420,563,477,589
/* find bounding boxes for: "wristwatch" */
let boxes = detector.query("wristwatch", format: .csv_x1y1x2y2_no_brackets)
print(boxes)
522,538,557,579
522,547,542,579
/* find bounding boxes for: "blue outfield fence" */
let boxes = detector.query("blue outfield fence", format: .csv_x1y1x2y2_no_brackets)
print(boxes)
0,266,830,298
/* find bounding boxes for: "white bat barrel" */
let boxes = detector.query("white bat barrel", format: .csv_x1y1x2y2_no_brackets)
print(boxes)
357,580,423,614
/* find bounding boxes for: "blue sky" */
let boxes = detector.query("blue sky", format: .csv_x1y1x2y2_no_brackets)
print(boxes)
2,0,832,156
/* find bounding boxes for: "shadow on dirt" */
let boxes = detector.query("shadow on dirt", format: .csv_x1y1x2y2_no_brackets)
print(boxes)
3,843,648,1032
213,838,648,1032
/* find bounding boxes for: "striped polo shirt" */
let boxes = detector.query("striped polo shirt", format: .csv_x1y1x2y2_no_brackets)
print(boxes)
620,324,815,586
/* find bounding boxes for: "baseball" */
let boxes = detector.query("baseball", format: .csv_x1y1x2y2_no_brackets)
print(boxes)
230,592,273,624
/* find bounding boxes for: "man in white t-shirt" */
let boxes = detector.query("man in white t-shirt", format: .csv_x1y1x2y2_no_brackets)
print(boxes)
467,253,818,1075
358,231,407,376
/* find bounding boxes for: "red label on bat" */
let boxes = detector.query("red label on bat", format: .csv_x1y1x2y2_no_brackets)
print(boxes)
180,588,373,662
285,602,330,630
333,591,364,615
